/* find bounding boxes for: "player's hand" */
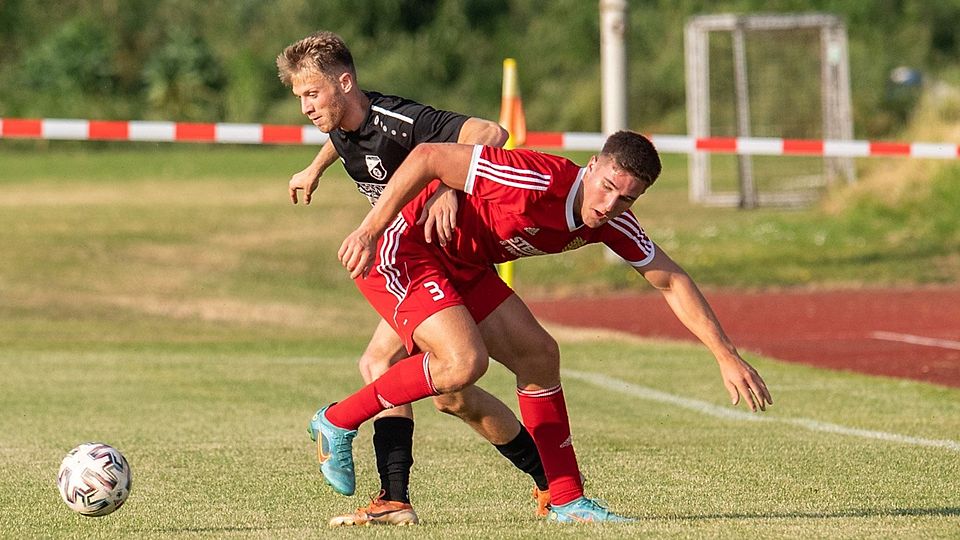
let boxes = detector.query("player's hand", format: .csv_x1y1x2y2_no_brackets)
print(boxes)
338,228,377,279
289,166,321,205
417,185,458,246
718,356,773,412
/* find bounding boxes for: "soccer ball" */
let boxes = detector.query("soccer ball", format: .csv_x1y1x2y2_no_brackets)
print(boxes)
57,442,132,517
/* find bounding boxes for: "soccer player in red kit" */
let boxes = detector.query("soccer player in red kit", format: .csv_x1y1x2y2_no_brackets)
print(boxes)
316,131,773,522
278,31,552,525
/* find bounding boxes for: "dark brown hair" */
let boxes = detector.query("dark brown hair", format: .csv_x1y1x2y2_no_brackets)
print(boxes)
599,131,662,187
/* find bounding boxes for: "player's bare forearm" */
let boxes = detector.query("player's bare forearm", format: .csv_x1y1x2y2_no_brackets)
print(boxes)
661,274,773,410
289,140,340,204
340,144,473,277
356,148,441,238
358,143,473,237
313,140,341,172
659,271,738,358
639,249,728,348
639,248,772,410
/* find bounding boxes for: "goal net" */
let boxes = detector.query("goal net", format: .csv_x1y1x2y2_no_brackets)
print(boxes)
684,13,855,207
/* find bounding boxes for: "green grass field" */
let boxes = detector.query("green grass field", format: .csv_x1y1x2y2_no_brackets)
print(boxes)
1,145,958,538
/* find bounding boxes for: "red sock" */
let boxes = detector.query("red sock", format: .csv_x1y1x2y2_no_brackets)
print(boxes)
516,384,583,506
325,352,438,430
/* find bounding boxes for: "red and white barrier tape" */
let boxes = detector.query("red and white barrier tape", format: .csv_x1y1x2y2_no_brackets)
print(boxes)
0,118,328,145
527,131,960,159
2,118,958,159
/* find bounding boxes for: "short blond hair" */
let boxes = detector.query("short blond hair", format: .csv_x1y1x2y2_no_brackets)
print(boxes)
277,31,356,86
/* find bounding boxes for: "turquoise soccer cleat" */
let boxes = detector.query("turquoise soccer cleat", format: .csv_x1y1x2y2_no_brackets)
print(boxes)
307,405,358,496
546,496,635,523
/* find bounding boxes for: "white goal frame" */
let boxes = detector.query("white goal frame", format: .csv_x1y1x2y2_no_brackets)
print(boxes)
684,13,856,207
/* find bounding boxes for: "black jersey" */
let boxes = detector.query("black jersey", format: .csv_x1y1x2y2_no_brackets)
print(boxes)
329,91,469,204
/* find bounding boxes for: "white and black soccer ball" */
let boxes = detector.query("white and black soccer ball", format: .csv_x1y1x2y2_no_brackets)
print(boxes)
57,442,132,517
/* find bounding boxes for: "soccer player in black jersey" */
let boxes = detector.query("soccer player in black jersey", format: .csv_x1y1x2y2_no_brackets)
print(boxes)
277,31,550,526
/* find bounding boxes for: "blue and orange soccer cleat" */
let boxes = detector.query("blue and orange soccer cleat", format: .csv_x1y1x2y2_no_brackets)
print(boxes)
546,496,635,523
308,404,358,496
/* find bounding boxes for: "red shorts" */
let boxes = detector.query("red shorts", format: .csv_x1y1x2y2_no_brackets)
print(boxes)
354,216,513,353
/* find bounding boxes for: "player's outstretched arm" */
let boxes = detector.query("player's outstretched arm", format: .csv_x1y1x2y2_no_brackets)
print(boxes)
638,246,773,412
418,119,507,245
289,140,340,205
339,143,475,278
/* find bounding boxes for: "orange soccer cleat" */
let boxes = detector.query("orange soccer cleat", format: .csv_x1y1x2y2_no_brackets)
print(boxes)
533,487,551,517
328,491,419,527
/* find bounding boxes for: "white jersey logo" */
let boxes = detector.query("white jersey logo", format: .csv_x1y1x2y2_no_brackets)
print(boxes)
365,155,387,181
501,236,548,258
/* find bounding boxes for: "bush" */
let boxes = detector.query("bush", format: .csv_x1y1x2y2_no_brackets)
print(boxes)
13,17,117,117
142,29,225,121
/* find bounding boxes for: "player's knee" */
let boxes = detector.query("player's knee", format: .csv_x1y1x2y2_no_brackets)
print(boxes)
532,333,560,366
541,333,560,362
358,352,392,381
434,350,488,392
519,333,561,381
456,352,489,390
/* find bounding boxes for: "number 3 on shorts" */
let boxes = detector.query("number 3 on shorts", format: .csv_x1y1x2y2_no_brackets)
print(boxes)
423,281,445,301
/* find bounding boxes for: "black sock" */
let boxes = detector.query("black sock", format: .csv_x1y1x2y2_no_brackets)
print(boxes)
494,424,549,491
372,417,415,503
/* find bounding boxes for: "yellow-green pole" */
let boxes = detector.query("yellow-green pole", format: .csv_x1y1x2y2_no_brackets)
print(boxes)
496,58,524,288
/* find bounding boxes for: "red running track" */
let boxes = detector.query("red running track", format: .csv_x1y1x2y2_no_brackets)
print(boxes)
528,288,960,388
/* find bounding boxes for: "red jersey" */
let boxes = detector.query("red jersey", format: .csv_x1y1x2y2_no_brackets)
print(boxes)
360,145,655,352
400,145,656,268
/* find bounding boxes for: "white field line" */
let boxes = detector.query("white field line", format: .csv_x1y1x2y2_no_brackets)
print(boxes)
563,369,960,453
870,331,960,351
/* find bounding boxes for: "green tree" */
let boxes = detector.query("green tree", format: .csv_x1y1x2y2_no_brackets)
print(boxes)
142,29,225,121
16,17,117,116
